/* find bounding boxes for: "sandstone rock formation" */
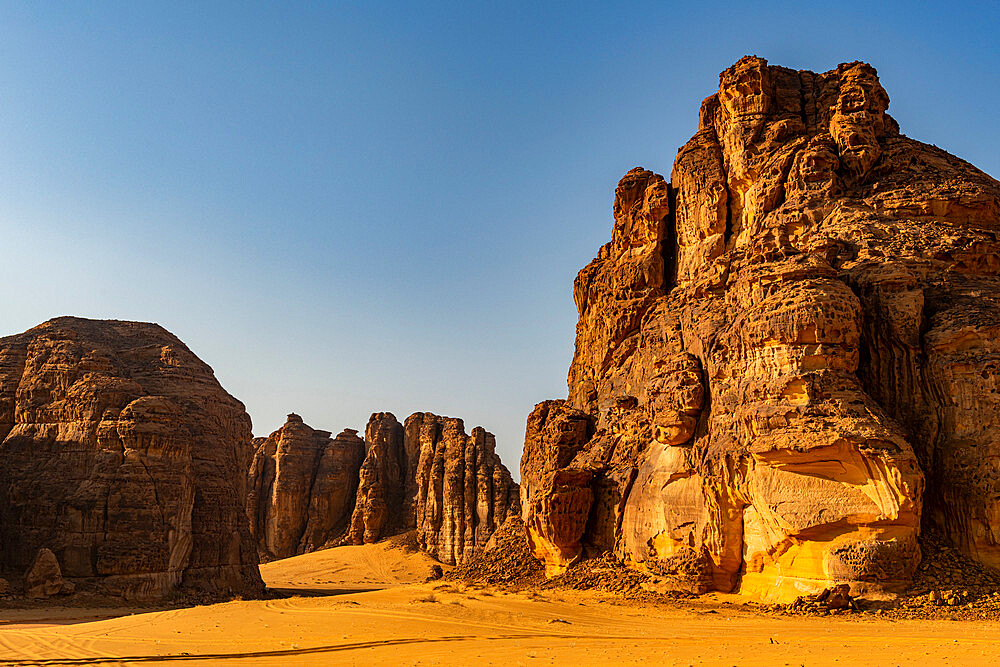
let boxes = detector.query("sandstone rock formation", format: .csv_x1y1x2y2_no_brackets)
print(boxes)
246,414,364,560
24,548,75,598
0,317,264,600
522,57,1000,601
347,412,409,544
519,401,594,574
348,412,519,566
248,411,519,566
410,412,519,565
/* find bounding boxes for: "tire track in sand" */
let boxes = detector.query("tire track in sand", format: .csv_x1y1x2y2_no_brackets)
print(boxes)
0,631,663,665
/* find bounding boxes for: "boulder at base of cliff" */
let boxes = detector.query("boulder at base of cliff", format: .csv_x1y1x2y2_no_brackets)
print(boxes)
24,548,74,598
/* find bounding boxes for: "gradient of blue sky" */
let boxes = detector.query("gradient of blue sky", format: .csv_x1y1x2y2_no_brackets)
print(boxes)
2,2,998,474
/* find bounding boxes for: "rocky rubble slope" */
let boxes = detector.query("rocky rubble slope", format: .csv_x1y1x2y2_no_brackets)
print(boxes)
446,516,544,587
521,57,1000,602
0,317,264,600
247,411,519,565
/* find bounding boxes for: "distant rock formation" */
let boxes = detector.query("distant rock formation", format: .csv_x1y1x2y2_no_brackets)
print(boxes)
521,57,1000,602
247,414,364,560
248,411,519,565
0,317,264,600
410,412,519,565
348,412,409,544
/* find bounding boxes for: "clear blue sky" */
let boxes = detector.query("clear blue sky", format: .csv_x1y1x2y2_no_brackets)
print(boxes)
2,2,998,476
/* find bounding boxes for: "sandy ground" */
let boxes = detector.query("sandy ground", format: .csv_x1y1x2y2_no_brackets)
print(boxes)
258,540,444,594
0,543,998,665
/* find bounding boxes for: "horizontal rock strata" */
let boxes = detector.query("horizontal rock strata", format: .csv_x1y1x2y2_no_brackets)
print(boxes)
522,57,1000,602
0,317,264,600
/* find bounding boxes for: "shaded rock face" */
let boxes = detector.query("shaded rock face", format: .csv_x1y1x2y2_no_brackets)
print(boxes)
249,411,519,566
410,412,519,565
246,414,364,560
347,412,409,544
522,57,1000,601
25,548,74,598
0,317,264,600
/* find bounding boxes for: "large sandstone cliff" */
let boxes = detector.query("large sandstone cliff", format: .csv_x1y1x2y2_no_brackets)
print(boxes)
247,411,518,565
522,57,1000,602
0,317,264,600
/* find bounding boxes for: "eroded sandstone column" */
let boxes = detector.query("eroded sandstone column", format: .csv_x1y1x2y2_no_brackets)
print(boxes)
246,414,364,560
411,412,518,565
347,413,407,544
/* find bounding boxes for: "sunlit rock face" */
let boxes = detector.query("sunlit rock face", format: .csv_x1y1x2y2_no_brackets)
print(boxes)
519,400,593,575
521,57,1000,601
410,412,519,565
0,317,264,600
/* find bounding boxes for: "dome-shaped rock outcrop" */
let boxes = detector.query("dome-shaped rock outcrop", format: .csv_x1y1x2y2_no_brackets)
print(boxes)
0,317,264,600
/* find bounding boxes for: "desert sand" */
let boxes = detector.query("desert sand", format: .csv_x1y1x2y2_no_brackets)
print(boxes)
0,542,996,666
258,540,446,594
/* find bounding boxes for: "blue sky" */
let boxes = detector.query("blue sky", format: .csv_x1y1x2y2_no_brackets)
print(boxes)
2,2,998,474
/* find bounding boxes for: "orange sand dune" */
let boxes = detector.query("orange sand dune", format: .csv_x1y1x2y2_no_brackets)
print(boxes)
0,542,998,665
258,540,445,593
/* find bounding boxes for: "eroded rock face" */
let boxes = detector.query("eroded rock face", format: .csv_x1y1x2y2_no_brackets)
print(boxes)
246,414,364,560
250,410,519,566
0,317,264,600
411,413,519,565
520,401,593,574
347,412,409,544
522,57,1000,601
24,548,74,598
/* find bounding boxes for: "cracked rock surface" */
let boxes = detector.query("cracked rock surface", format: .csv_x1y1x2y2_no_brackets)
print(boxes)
247,414,364,561
411,412,519,565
